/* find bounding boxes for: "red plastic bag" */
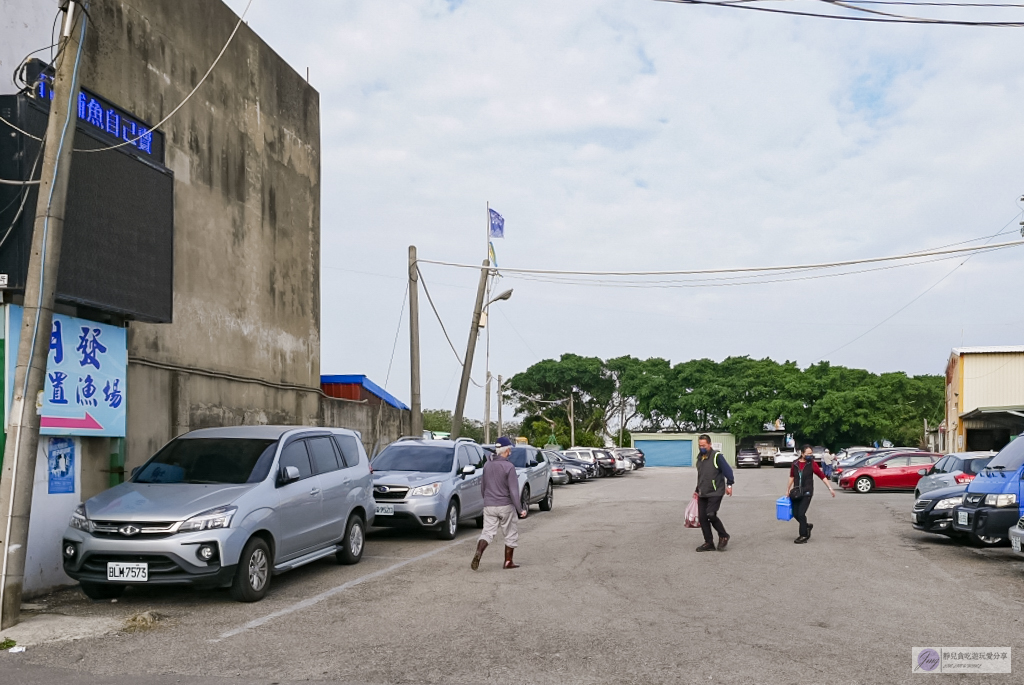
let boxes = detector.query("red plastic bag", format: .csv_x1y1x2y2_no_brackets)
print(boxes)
684,493,700,528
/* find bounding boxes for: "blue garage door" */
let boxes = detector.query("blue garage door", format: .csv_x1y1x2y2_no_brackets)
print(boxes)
635,440,692,467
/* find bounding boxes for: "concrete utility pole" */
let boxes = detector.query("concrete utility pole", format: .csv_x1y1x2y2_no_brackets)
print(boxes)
408,246,422,437
496,375,503,439
569,393,575,447
483,372,491,444
0,1,88,630
451,260,490,440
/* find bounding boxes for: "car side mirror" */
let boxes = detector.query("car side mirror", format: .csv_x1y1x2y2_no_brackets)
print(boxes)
527,461,537,467
279,465,301,485
918,469,928,476
878,464,887,469
461,464,476,476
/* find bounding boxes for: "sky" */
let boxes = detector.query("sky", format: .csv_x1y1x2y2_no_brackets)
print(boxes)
223,0,1024,421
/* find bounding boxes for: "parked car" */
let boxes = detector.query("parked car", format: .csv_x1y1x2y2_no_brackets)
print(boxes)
370,437,486,540
952,435,1024,547
557,451,597,479
915,452,996,498
912,483,969,539
548,458,570,485
615,448,645,469
62,426,374,602
562,447,615,476
838,451,941,493
774,449,798,468
505,445,555,512
547,451,587,482
736,448,761,468
832,450,890,482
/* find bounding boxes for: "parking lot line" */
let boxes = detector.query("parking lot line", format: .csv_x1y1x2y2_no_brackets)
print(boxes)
211,537,474,642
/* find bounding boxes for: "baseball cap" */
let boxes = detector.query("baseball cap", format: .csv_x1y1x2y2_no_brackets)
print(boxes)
495,436,514,448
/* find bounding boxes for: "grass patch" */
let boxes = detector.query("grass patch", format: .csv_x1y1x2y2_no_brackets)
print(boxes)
0,638,16,650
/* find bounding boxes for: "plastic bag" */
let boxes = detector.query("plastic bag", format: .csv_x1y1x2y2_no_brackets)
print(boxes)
684,493,700,528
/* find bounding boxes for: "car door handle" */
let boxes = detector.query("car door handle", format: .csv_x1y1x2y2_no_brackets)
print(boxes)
310,488,321,496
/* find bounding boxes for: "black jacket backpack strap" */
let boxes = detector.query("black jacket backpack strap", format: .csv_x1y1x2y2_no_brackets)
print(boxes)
790,460,812,500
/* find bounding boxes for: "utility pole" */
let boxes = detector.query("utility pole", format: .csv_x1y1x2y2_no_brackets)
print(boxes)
451,260,490,440
496,375,503,439
484,372,491,444
620,400,625,447
569,392,575,447
408,246,422,437
0,1,88,630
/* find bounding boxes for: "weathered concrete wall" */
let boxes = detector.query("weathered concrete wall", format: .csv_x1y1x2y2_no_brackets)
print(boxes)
73,0,321,464
321,397,410,457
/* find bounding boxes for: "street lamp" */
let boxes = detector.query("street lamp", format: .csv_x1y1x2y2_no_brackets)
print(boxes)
484,288,513,443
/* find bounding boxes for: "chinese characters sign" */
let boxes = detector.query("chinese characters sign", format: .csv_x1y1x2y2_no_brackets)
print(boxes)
5,305,127,437
35,77,164,163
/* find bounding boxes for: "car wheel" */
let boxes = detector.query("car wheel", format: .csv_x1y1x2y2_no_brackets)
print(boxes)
539,482,554,511
80,581,125,601
475,515,484,529
520,486,530,517
231,536,271,602
854,476,874,494
970,533,1004,548
438,500,459,540
336,514,365,565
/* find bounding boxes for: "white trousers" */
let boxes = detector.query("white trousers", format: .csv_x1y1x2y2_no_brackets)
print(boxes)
479,505,519,548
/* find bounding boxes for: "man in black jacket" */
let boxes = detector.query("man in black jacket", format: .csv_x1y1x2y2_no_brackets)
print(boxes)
694,434,734,552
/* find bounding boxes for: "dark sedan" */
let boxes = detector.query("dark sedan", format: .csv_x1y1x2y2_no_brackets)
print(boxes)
558,451,597,479
912,483,967,539
614,448,645,469
545,451,588,483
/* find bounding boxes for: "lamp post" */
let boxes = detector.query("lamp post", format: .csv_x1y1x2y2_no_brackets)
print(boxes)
483,288,512,443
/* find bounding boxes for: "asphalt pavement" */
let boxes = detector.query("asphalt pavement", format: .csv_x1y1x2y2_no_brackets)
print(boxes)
3,466,1024,684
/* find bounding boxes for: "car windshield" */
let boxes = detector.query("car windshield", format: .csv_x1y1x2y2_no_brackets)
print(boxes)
967,457,993,474
134,438,278,484
862,454,890,467
372,445,454,472
983,438,1024,472
509,448,533,468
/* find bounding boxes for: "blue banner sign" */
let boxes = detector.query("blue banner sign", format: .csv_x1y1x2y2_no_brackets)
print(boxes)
47,437,76,494
5,305,127,437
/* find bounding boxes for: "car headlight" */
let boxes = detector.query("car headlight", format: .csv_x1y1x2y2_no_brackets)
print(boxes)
410,482,442,497
69,504,91,531
178,506,236,533
843,470,857,480
984,493,1017,508
934,497,962,510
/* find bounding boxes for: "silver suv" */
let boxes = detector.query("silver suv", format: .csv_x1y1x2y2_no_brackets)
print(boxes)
371,438,487,539
62,426,374,602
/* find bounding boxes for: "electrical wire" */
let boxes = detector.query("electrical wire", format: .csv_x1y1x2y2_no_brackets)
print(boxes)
417,239,1024,279
0,130,47,251
74,0,255,154
655,0,1024,26
416,266,465,367
382,282,408,390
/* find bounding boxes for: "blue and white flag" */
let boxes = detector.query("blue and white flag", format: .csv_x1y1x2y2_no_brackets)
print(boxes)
488,208,504,239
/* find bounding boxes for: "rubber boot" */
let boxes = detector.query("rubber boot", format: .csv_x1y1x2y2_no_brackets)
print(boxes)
471,539,488,571
503,546,519,569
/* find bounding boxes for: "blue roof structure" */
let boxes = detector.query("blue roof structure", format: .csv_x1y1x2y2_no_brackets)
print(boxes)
321,374,410,411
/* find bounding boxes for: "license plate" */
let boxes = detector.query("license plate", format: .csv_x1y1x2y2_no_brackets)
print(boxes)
106,562,148,582
957,511,968,526
1013,537,1021,553
375,504,394,516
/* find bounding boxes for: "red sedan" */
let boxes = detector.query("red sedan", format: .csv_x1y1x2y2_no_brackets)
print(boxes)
839,451,941,493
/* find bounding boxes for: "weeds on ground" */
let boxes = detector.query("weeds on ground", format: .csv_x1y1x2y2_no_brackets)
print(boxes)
0,638,16,650
122,611,163,633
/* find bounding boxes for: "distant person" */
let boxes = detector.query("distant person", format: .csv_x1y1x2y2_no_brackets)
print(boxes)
786,444,835,543
471,436,528,570
694,434,734,552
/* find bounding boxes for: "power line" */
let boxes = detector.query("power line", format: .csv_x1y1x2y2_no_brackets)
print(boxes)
382,282,408,390
417,238,1024,279
416,266,464,367
655,0,1024,25
74,0,255,154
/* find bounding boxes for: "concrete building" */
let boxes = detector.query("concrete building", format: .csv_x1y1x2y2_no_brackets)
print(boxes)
1,0,408,595
631,432,736,467
943,346,1024,453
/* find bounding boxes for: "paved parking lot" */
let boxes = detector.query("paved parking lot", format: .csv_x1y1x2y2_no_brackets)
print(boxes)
4,466,1024,684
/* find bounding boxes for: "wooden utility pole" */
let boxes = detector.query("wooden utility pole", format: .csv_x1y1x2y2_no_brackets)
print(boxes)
408,246,422,437
0,1,88,630
451,260,490,439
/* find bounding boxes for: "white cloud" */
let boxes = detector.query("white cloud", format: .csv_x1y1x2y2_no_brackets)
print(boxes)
225,0,1024,418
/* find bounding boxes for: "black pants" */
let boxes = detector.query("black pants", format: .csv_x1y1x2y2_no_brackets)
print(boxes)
792,494,813,537
698,495,728,545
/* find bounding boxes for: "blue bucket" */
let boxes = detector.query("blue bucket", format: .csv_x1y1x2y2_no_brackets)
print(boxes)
776,496,793,521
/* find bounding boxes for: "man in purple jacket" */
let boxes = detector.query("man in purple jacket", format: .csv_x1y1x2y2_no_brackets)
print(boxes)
471,436,528,570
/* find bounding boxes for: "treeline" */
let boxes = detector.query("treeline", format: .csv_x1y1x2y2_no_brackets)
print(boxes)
504,354,944,449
